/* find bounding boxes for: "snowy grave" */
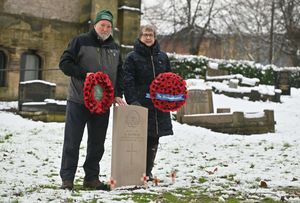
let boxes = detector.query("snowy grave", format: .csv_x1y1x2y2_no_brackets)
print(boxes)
206,74,260,87
18,80,66,122
178,79,276,134
176,89,214,123
182,110,275,135
18,80,56,111
228,79,239,88
206,62,229,77
210,82,281,102
111,105,148,188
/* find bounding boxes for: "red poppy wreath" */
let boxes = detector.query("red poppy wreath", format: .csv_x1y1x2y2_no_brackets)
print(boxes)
149,72,187,112
83,71,114,114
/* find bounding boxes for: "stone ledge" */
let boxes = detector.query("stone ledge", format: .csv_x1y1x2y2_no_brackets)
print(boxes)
180,110,275,135
18,111,65,122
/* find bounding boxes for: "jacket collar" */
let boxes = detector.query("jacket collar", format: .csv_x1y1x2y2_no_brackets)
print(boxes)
134,39,160,56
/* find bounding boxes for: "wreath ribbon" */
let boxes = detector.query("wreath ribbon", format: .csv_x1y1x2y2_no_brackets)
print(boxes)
149,72,187,112
146,93,185,101
83,71,114,114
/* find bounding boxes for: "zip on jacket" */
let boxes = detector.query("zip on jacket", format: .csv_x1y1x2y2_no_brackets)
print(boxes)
150,55,159,136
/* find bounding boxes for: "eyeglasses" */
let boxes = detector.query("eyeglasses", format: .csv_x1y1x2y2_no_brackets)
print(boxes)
141,33,154,38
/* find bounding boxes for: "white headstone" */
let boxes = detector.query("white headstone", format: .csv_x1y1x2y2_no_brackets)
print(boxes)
111,105,148,188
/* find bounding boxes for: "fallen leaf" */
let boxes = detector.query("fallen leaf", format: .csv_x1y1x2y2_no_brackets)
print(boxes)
260,180,268,188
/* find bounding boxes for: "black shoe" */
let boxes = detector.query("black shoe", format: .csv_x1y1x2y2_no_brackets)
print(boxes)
147,173,154,182
83,179,110,191
60,180,73,190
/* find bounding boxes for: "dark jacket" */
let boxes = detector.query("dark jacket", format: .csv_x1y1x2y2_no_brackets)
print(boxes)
123,39,173,137
59,29,123,104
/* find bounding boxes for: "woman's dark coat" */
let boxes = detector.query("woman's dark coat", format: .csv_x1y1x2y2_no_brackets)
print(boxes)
123,39,173,138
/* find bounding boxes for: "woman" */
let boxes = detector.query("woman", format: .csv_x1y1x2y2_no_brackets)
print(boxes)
123,24,173,180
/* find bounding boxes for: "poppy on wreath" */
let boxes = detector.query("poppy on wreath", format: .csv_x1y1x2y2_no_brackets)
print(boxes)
149,72,188,112
83,71,114,114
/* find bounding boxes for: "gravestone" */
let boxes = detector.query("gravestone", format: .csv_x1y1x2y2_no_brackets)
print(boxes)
206,66,229,77
18,80,56,111
111,105,148,188
228,79,239,89
274,70,291,95
217,108,231,113
177,89,214,123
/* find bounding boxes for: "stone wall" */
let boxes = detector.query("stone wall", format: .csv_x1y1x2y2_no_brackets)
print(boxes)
3,0,81,23
0,12,85,99
90,0,118,24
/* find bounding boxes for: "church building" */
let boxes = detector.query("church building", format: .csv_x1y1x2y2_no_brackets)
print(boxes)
0,0,141,100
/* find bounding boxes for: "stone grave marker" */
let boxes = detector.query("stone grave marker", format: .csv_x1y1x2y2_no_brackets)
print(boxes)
217,108,231,113
274,70,291,95
18,80,56,111
228,79,239,88
177,89,214,123
111,105,148,188
206,66,229,76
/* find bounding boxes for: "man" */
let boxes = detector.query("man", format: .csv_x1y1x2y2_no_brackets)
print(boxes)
59,10,126,190
123,25,173,181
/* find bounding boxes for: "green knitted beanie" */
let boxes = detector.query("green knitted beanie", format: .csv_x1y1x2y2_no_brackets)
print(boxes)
94,10,113,25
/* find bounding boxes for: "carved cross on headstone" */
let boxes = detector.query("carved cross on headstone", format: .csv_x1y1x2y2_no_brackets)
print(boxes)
126,143,137,165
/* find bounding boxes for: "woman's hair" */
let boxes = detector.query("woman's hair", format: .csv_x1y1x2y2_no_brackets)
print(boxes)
139,24,157,38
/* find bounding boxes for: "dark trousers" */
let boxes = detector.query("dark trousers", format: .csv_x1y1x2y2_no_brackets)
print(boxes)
60,101,110,182
146,137,159,177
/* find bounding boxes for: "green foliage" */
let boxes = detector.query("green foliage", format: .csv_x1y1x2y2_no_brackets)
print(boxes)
198,176,208,183
290,71,300,88
225,197,240,203
0,133,13,143
13,183,285,203
283,142,292,148
116,187,219,203
169,55,300,87
261,198,281,203
170,56,207,79
4,133,13,140
223,174,235,182
171,148,180,154
131,193,158,203
230,65,275,85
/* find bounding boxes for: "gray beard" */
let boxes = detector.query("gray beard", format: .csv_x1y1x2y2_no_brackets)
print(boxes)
98,33,110,41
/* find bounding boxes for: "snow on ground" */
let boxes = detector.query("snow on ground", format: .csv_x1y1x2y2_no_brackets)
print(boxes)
0,87,300,202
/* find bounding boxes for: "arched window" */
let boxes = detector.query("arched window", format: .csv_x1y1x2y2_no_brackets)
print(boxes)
20,51,41,81
0,51,6,87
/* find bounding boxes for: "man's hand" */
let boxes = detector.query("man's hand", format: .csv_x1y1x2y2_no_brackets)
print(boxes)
114,97,127,106
86,72,93,77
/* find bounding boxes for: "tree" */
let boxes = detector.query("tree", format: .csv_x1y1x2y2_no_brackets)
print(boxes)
276,0,300,66
142,0,222,55
142,0,300,66
218,0,300,66
219,0,275,63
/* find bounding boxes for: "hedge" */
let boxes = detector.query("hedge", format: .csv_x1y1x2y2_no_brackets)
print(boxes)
169,54,300,87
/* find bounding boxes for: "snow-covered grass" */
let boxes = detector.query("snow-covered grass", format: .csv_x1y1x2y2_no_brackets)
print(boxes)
0,87,300,202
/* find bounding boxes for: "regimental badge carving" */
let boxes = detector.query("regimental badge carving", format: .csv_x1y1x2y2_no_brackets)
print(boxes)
126,110,141,127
